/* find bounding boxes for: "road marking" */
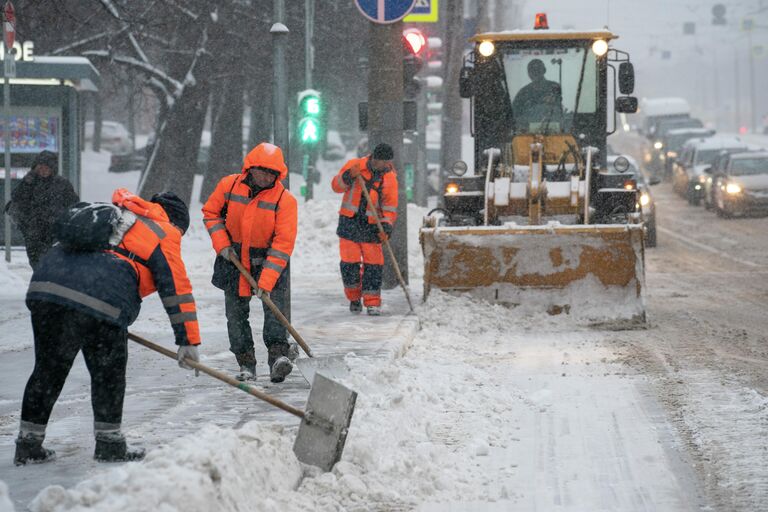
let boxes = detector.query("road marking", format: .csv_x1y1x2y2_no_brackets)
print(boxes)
658,226,765,269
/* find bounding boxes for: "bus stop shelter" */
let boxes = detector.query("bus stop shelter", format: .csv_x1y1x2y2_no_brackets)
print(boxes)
0,55,100,246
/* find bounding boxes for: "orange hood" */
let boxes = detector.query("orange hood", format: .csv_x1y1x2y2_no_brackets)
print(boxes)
112,188,170,222
241,143,288,179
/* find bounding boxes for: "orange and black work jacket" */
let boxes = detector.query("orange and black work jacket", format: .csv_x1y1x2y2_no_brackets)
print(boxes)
26,189,201,346
331,156,398,243
202,143,298,296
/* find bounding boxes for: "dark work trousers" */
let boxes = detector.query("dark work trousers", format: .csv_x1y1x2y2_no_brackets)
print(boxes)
21,301,128,427
224,267,288,355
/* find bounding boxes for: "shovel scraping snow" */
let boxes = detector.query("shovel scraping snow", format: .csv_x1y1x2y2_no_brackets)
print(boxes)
227,254,349,382
128,332,356,472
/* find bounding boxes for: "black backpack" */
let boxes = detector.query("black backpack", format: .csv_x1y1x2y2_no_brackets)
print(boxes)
54,202,120,252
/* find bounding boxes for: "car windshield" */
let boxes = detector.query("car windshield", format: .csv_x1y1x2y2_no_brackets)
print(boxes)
730,158,768,176
667,133,703,151
695,149,725,166
503,44,597,135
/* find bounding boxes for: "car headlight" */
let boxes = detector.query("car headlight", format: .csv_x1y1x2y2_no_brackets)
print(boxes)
725,183,742,195
698,175,707,183
667,151,678,158
653,141,663,150
640,192,650,206
445,183,460,195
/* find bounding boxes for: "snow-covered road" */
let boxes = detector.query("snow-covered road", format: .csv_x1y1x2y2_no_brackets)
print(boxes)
1,148,767,511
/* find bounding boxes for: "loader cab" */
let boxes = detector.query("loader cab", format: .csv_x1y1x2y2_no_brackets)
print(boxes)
462,29,635,173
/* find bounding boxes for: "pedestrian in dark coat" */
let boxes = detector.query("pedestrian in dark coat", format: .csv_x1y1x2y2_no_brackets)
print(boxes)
5,151,79,268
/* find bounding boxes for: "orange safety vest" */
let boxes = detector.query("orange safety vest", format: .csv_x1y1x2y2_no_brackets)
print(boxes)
202,143,298,296
331,156,398,226
110,189,201,345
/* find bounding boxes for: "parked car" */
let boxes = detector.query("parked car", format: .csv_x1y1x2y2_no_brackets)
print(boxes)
607,155,658,246
84,121,132,154
108,142,210,174
711,151,768,217
672,136,749,205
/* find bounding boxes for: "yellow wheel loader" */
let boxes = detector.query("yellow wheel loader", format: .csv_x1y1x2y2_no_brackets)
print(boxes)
420,17,646,325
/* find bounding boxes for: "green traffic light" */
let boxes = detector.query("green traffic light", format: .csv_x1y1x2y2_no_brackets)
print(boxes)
305,97,320,115
299,117,320,144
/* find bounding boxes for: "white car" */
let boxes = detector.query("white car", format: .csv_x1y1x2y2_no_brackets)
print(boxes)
84,121,131,154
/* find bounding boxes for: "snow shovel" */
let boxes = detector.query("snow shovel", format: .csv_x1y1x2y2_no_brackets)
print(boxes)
356,175,415,313
226,252,349,382
127,332,357,472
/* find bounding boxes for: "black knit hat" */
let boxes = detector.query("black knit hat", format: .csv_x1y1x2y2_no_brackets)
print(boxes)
32,151,58,173
151,192,190,234
372,143,394,161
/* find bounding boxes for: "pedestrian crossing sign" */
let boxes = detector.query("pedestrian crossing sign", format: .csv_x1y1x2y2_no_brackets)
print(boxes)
404,0,438,23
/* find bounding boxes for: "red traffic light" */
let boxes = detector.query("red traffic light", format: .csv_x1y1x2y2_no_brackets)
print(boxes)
403,28,426,55
534,12,549,30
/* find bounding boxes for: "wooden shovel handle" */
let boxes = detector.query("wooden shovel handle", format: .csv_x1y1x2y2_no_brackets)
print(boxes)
355,175,415,312
127,332,305,418
227,253,315,358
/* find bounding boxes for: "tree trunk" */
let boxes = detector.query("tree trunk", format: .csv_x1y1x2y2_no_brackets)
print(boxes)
201,78,245,202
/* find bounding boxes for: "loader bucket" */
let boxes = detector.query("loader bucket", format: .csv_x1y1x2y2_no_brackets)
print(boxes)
420,224,646,326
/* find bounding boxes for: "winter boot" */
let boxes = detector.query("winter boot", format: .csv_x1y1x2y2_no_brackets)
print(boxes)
14,433,55,466
366,305,382,316
235,350,257,381
94,438,146,462
268,343,293,383
349,300,362,313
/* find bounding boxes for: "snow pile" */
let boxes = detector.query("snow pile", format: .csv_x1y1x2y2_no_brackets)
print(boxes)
29,423,303,512
0,481,15,512
292,199,339,276
29,292,528,511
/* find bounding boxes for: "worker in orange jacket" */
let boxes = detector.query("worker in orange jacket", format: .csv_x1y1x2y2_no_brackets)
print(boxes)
17,189,200,465
202,143,298,383
331,143,398,316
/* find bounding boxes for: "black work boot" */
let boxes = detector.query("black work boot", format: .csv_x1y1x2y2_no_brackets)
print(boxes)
268,343,293,383
235,350,257,381
94,438,146,463
14,435,55,466
349,300,362,313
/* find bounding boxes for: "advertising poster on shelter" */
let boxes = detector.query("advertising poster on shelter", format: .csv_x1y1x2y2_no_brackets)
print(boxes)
0,114,59,153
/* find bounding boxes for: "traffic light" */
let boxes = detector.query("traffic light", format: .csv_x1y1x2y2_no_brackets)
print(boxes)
402,28,425,99
297,89,323,147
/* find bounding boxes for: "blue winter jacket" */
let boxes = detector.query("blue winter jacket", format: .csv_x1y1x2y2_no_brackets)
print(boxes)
26,245,142,328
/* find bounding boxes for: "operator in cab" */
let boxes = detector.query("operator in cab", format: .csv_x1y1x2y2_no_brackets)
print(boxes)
511,59,563,132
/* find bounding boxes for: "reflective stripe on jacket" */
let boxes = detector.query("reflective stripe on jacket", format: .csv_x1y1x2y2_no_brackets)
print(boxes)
331,156,398,227
110,189,201,346
201,144,298,296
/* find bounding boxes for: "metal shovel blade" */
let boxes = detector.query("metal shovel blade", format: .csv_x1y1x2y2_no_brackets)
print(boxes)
295,355,349,384
293,373,357,472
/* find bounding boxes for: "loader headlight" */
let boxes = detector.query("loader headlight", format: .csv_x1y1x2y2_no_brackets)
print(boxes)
478,41,495,57
653,141,663,150
591,39,608,56
725,183,742,195
640,192,650,206
445,183,460,195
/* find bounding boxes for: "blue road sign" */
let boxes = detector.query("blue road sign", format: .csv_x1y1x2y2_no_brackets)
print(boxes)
354,0,416,24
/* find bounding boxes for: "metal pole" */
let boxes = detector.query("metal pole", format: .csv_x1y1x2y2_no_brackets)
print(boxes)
368,21,408,289
747,31,756,132
303,0,315,201
271,0,290,319
734,45,741,131
3,28,11,263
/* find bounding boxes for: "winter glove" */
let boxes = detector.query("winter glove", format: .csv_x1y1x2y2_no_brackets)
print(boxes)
256,288,270,299
219,246,237,263
379,222,393,242
177,345,200,375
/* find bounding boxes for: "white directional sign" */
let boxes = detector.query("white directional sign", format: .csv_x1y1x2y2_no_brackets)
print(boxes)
354,0,416,24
